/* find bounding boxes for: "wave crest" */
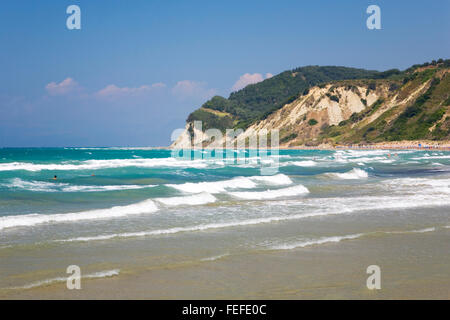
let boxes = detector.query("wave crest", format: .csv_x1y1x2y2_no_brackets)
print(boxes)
155,192,216,206
2,178,155,192
327,168,368,179
0,199,158,230
167,174,292,194
229,185,309,200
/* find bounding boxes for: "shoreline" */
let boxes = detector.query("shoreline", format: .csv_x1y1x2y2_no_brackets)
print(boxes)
168,140,450,151
283,140,450,151
2,228,449,299
0,147,449,300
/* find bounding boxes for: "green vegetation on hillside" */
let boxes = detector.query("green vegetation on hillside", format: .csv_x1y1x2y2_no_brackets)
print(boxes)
317,62,450,144
189,66,385,130
187,108,234,133
338,98,385,127
381,77,441,140
181,59,450,145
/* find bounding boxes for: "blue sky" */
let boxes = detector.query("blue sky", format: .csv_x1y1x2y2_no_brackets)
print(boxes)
0,0,449,147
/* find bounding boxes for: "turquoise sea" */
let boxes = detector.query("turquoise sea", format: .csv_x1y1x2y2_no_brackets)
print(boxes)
0,147,449,295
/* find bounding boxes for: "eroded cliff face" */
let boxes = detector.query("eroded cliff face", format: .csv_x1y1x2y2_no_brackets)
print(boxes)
172,68,450,148
235,82,392,146
171,124,193,149
172,81,393,148
171,122,225,149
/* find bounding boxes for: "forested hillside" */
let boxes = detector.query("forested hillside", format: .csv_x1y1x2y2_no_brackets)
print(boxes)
188,66,392,131
173,59,450,148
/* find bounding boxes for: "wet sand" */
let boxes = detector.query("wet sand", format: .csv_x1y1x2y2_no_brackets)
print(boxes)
2,228,448,300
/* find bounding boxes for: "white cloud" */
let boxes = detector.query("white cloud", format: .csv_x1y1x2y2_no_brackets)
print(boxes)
172,80,217,100
231,73,273,92
45,78,80,95
45,77,218,104
151,82,166,89
95,82,166,99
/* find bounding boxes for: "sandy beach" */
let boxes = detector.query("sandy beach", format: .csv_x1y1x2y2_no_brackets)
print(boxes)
2,225,448,300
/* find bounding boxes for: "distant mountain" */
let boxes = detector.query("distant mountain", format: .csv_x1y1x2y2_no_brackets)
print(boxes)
173,59,450,147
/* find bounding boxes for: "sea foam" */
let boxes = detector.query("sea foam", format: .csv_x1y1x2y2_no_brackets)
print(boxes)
167,174,292,194
270,233,364,250
3,178,155,192
54,204,443,244
8,269,120,290
288,160,317,167
327,168,368,179
228,184,310,200
0,158,208,172
269,227,438,251
155,192,216,206
0,199,158,230
55,211,342,243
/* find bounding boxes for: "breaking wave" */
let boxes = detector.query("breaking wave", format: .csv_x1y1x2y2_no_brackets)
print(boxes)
54,212,341,243
155,192,216,206
229,185,309,200
288,160,317,167
167,174,292,194
0,199,158,230
0,158,208,172
2,178,155,192
327,168,368,179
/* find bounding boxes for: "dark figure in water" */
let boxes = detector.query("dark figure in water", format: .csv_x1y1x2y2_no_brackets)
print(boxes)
53,175,57,180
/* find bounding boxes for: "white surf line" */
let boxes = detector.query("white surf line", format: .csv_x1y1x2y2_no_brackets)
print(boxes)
154,192,217,206
326,168,368,179
200,253,230,262
411,155,450,160
286,160,317,167
0,157,209,172
270,233,364,250
4,183,448,233
60,184,156,192
52,185,450,243
0,190,224,231
54,211,345,243
268,227,439,251
53,204,439,244
384,227,436,234
4,225,444,253
228,184,309,200
3,178,156,192
6,269,120,290
0,199,158,231
166,174,292,194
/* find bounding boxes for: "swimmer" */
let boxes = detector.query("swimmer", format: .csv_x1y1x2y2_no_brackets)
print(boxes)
52,175,57,180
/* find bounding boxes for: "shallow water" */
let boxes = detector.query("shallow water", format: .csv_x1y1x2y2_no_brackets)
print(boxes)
0,148,449,297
